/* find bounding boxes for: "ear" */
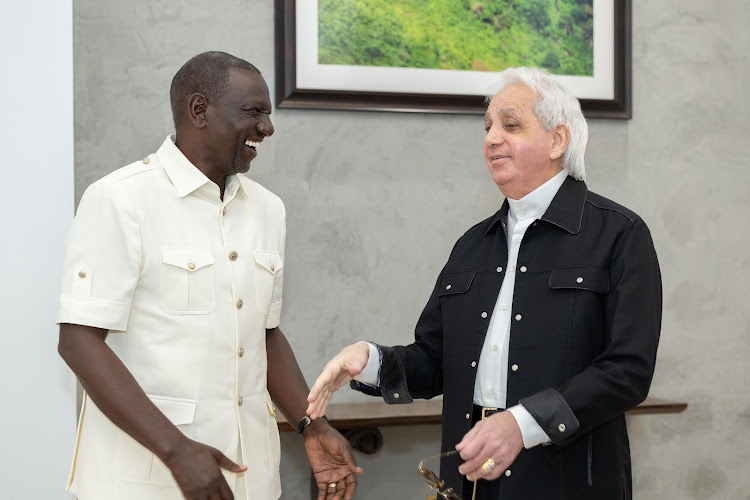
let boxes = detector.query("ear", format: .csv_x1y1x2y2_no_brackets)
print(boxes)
550,124,570,161
187,93,208,129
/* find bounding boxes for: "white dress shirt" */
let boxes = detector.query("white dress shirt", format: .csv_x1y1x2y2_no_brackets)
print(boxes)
57,136,286,499
356,169,568,449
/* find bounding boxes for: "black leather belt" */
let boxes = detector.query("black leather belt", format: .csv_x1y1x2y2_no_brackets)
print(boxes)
472,404,504,423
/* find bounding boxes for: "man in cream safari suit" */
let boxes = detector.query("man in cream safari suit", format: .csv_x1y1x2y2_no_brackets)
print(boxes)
57,51,361,500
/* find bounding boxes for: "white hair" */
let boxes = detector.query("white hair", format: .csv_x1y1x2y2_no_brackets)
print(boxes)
486,67,588,180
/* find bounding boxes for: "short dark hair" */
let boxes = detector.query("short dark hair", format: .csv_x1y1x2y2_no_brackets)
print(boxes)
170,51,260,129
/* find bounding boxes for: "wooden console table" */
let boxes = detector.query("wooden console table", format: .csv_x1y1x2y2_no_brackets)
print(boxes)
276,396,687,432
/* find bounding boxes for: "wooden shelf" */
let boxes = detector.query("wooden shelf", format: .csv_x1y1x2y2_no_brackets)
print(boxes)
277,396,687,432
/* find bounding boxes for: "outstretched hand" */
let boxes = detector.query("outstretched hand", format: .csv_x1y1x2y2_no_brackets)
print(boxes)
306,342,371,419
304,420,363,500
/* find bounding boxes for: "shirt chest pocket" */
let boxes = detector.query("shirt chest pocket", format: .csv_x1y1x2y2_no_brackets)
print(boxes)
160,248,215,314
252,250,283,314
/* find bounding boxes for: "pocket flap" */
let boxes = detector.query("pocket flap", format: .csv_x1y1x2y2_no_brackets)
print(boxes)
549,266,609,293
160,248,214,272
439,271,476,296
148,395,197,426
252,250,283,274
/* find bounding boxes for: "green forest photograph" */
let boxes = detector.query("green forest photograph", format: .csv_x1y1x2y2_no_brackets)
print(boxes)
318,0,594,76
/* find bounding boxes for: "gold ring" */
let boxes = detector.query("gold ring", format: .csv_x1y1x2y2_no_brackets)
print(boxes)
327,482,337,489
481,458,496,473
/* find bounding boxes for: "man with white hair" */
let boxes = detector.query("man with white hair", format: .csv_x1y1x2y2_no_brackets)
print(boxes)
306,67,662,499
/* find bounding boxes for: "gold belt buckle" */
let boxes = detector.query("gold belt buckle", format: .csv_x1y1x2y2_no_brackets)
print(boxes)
481,407,498,420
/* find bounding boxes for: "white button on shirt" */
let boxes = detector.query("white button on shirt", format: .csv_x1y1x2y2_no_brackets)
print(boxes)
56,136,286,499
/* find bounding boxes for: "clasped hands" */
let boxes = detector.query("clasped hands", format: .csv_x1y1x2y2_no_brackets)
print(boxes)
306,343,524,484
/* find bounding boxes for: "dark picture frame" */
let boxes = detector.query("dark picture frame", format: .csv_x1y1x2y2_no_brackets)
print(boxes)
275,0,631,118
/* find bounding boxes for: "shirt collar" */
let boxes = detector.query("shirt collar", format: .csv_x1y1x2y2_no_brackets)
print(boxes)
156,135,245,200
507,169,567,222
485,171,587,236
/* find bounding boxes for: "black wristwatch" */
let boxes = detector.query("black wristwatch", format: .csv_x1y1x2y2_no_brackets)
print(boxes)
297,414,327,434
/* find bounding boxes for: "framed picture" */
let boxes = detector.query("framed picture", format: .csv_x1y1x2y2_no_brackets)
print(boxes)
276,0,631,118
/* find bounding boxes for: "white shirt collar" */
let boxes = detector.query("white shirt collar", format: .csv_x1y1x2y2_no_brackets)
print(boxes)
507,169,567,222
156,135,244,200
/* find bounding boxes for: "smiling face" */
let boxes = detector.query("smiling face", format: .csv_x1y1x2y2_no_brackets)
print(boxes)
203,67,274,177
484,83,566,199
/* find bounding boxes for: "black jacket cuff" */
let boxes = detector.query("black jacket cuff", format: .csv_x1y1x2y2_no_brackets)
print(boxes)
348,343,412,404
520,388,580,445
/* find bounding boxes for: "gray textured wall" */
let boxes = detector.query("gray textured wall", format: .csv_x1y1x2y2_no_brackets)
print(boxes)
73,1,749,498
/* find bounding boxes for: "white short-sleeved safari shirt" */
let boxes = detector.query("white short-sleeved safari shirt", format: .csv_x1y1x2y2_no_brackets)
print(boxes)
57,136,285,500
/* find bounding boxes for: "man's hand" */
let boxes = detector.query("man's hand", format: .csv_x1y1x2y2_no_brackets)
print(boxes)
455,411,523,482
303,420,363,500
163,437,247,500
306,342,371,419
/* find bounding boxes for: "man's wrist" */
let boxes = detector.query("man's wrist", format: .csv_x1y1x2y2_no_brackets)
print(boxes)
299,414,328,435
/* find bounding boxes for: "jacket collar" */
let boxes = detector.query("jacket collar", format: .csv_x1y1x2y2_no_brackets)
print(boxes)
485,175,588,236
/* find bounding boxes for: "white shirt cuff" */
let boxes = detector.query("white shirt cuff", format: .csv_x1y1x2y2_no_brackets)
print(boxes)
507,404,552,449
352,341,380,386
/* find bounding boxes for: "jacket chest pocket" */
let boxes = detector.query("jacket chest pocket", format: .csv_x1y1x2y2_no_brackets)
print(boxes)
548,266,609,294
547,265,609,356
160,248,215,314
438,271,477,333
251,250,283,314
439,272,476,298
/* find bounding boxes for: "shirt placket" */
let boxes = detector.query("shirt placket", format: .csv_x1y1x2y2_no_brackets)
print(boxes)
219,196,247,432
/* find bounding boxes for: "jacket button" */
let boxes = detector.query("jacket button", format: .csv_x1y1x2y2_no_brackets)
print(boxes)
505,469,512,477
393,393,400,399
519,266,527,273
558,423,566,432
515,314,522,321
481,311,488,318
229,251,238,261
511,364,518,372
576,277,584,283
78,270,87,279
471,361,477,367
446,284,452,290
465,413,470,419
496,267,503,273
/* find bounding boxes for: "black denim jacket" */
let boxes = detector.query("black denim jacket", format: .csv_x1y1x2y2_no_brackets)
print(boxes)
352,176,662,499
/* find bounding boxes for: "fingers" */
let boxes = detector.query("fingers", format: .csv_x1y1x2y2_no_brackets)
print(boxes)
343,472,358,500
336,479,348,500
317,481,327,500
456,422,483,462
307,365,335,404
309,385,337,420
217,451,247,473
455,422,479,452
218,480,235,500
458,444,491,479
308,344,371,417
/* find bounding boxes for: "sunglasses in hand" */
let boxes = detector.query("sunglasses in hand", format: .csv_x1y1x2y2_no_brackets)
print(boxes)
417,450,464,500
